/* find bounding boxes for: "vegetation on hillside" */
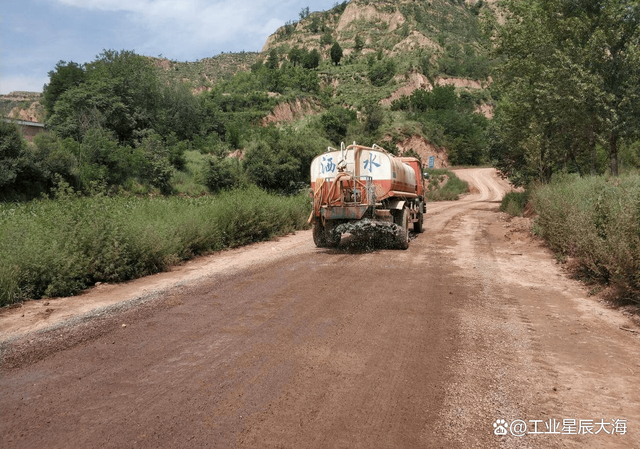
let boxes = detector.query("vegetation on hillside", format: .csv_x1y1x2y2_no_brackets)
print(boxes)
391,85,488,165
2,0,501,204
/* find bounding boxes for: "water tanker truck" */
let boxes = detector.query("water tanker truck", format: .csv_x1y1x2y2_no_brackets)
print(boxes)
309,143,426,249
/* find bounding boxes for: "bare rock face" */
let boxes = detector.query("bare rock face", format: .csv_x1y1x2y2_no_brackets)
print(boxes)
9,102,45,123
475,103,494,119
380,72,433,106
391,31,442,55
434,77,485,89
262,98,319,126
336,2,405,32
2,92,45,123
396,135,449,168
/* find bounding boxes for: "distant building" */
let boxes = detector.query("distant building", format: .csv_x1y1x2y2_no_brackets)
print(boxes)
2,118,45,142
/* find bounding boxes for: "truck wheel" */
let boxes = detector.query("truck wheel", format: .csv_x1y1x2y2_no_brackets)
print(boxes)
313,222,327,247
414,212,424,233
396,209,409,250
324,221,341,248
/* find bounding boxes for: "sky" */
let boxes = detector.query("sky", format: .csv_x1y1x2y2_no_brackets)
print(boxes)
0,0,339,94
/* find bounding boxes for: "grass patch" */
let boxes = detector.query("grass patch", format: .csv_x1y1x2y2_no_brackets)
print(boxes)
532,174,640,302
500,191,530,217
171,150,210,196
0,187,310,306
424,168,469,201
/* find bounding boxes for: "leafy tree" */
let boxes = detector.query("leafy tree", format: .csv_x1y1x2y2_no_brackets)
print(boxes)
156,82,205,141
78,127,134,187
282,20,297,37
136,133,174,193
332,1,348,14
266,49,279,70
205,156,242,192
320,32,333,46
309,15,320,33
0,121,27,193
32,132,79,189
43,61,85,117
400,22,410,38
364,104,384,132
47,50,162,145
354,34,365,51
412,86,458,111
320,106,357,144
244,127,329,191
368,59,396,86
244,140,300,191
303,49,321,69
419,53,433,78
47,78,126,142
330,42,343,66
288,47,304,66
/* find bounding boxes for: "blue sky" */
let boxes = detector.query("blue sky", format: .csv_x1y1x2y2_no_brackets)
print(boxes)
0,0,338,94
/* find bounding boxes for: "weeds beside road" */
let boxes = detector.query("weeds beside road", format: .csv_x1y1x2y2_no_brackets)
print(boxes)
501,173,640,303
424,169,469,201
0,187,310,306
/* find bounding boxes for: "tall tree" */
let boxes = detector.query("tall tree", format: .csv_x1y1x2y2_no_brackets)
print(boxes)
330,42,343,66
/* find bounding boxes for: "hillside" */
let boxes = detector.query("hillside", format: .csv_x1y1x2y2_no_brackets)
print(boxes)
255,0,496,165
2,0,498,202
263,0,495,82
150,51,261,93
5,0,496,131
0,92,45,123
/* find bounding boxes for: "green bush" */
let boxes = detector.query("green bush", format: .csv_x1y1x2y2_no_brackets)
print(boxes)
533,174,640,298
320,106,357,145
368,59,396,87
500,191,530,216
205,156,243,192
0,186,311,306
424,168,469,201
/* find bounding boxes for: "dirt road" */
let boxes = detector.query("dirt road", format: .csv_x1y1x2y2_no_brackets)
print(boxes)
1,168,639,448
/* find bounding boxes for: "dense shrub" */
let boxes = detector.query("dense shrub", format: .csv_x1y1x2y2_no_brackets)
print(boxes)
500,191,530,216
205,156,243,192
368,59,396,87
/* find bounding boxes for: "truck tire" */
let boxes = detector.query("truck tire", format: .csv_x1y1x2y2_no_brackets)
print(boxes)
396,209,409,250
313,222,327,247
324,221,341,248
414,212,424,233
